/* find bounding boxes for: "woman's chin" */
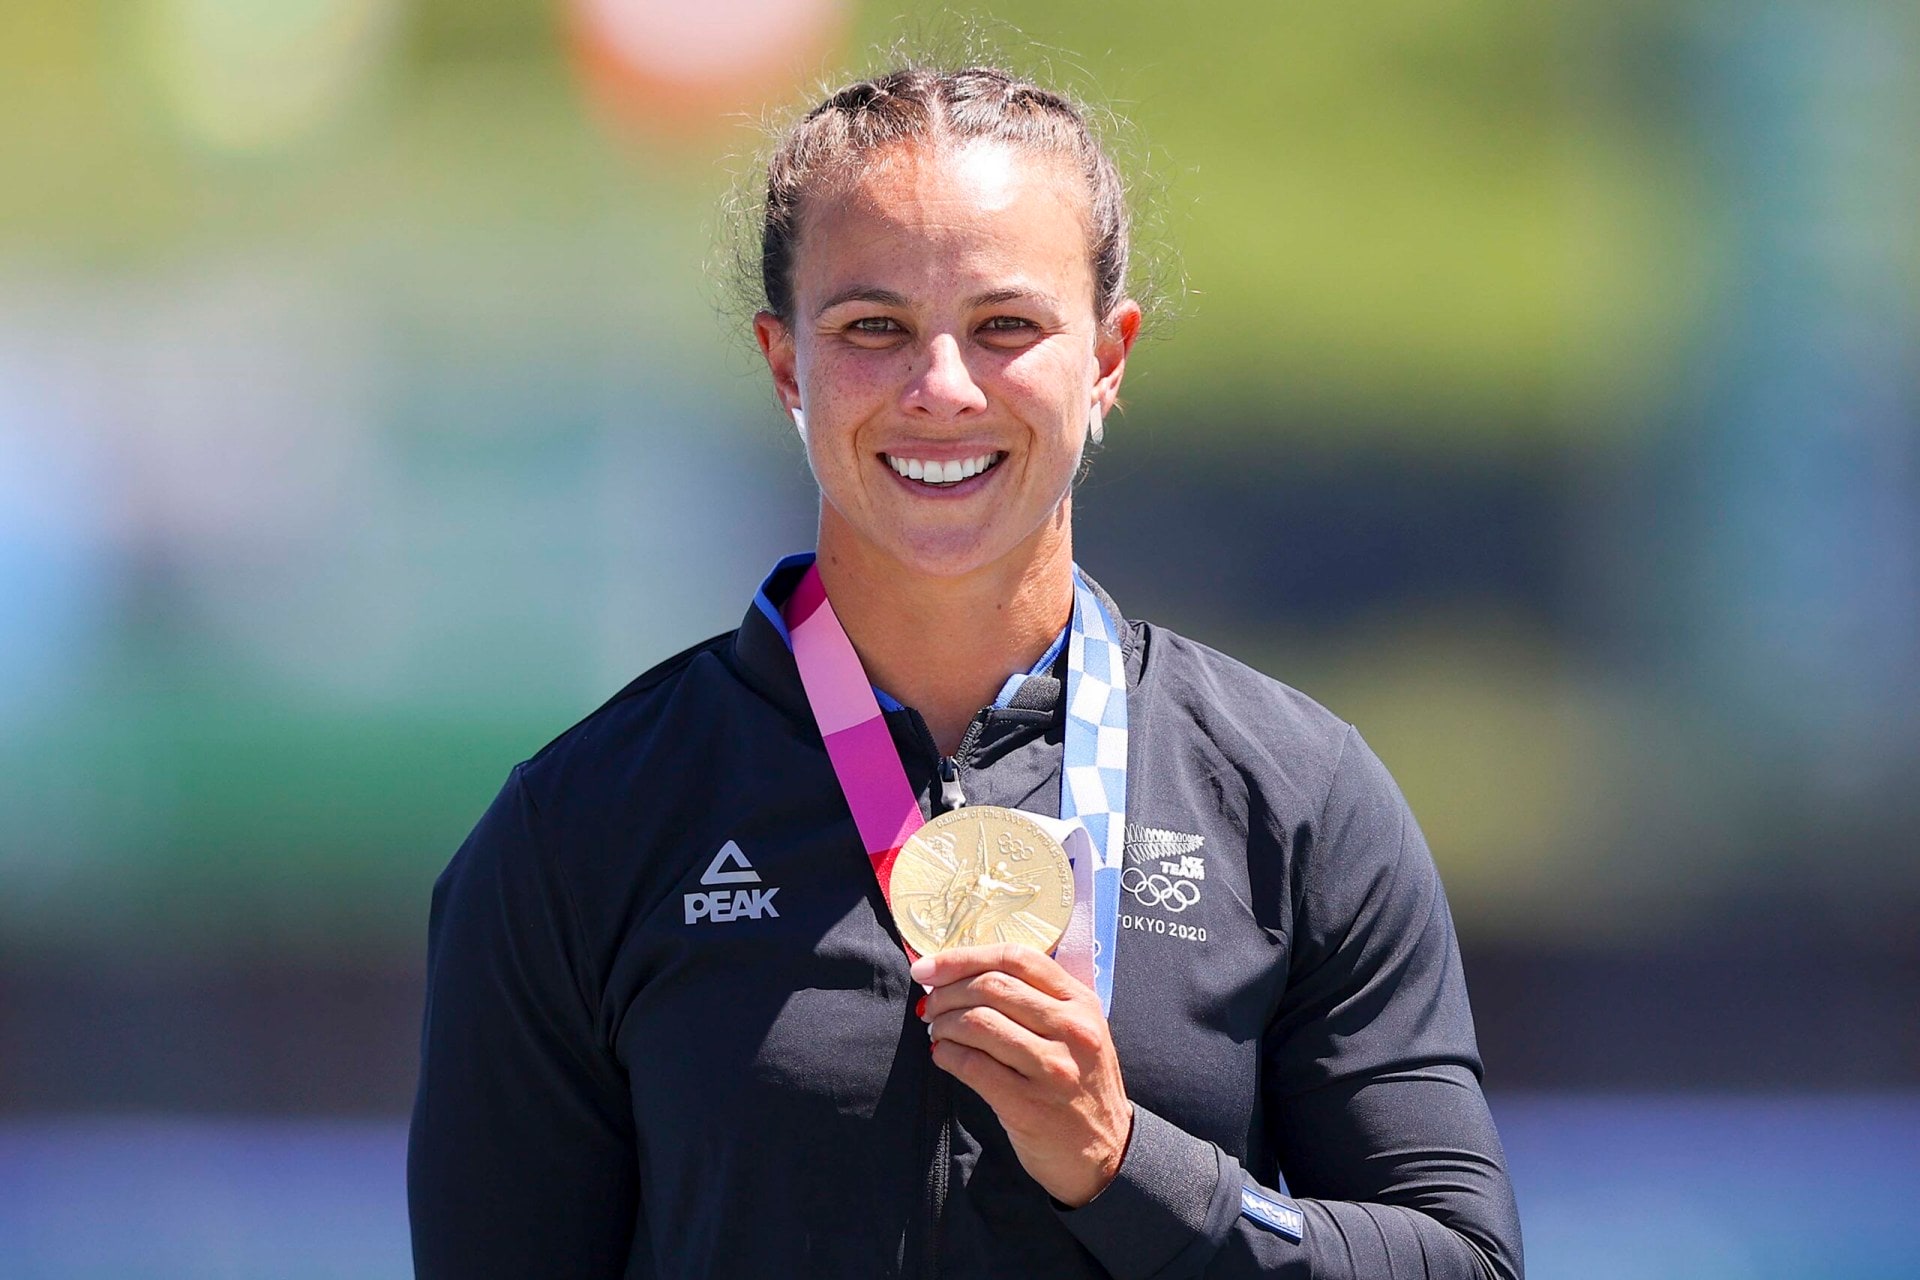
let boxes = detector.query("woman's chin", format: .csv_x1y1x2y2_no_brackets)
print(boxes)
882,532,1008,581
837,529,1018,583
820,497,1070,585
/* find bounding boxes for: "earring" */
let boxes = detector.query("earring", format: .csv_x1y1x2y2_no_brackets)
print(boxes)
791,406,807,440
1088,405,1104,445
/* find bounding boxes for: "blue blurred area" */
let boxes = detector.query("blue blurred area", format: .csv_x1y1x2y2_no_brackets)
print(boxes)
4,1096,1915,1279
1499,1094,1920,1280
0,1118,409,1280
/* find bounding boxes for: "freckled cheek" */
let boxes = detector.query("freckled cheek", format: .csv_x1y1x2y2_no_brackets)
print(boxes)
804,349,908,425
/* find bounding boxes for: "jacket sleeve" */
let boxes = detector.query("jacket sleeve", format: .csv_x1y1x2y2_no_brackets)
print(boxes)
1057,728,1523,1280
407,766,644,1279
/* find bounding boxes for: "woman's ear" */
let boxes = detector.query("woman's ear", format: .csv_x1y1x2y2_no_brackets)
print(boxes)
1093,299,1142,413
754,311,801,414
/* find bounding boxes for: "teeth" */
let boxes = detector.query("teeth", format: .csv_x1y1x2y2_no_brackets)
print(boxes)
885,452,1002,485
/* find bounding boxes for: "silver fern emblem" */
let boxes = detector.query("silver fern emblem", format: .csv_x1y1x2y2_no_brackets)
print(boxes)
1123,824,1204,866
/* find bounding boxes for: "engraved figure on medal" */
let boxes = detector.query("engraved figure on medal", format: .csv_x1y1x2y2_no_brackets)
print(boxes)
936,816,1042,947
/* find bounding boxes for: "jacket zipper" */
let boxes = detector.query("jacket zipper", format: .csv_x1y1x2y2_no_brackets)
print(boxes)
913,712,986,1278
932,711,986,815
938,757,966,811
917,1071,951,1280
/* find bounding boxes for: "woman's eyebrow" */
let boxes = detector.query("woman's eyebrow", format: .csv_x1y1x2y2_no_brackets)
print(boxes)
814,285,1065,316
969,286,1063,310
816,285,910,315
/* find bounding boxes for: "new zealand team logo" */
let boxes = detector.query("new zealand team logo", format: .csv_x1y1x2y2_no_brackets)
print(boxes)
1122,826,1205,913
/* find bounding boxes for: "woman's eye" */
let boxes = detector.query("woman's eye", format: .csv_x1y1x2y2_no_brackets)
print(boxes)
849,317,900,335
978,316,1043,347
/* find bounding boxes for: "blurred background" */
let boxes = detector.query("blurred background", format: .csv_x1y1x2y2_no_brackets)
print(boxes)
1,0,1916,1275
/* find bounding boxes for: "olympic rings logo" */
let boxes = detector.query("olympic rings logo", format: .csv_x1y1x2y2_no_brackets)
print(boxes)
1121,867,1201,912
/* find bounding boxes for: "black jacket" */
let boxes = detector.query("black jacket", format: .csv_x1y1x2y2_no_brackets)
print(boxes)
408,565,1523,1279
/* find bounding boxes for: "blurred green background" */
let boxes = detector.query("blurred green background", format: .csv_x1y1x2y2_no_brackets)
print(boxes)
1,1,1916,1276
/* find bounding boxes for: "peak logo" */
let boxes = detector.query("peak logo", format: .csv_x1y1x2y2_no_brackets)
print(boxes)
684,841,781,924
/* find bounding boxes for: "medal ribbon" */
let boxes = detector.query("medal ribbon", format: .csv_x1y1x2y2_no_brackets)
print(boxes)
1059,570,1129,1014
781,562,1129,1014
782,566,923,910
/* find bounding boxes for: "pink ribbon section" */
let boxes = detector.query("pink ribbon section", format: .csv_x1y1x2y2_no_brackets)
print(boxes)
784,565,924,901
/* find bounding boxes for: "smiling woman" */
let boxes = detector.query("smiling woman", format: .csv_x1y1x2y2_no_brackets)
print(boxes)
407,57,1523,1280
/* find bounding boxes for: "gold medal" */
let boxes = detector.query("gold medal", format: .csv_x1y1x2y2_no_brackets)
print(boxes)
889,806,1075,956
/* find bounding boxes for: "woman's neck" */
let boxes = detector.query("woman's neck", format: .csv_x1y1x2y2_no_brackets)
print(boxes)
814,525,1075,758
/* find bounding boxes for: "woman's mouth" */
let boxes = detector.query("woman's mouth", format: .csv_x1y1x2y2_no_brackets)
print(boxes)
882,451,1007,487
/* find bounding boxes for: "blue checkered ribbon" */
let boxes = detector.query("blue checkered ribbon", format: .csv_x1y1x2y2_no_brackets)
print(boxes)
1061,567,1128,1015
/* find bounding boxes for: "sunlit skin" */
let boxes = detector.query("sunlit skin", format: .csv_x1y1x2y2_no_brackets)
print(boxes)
753,138,1141,1208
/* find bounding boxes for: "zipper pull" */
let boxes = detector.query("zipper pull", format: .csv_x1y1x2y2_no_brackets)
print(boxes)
938,757,966,812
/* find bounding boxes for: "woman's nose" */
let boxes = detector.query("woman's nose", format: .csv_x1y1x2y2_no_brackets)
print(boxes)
903,333,988,419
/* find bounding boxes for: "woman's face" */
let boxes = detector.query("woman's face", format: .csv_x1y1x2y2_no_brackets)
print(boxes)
756,140,1139,581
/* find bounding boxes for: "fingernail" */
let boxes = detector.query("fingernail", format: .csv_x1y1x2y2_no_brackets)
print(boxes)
909,956,935,982
915,994,928,1020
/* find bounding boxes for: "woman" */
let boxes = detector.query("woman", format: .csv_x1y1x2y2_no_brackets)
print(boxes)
409,62,1523,1280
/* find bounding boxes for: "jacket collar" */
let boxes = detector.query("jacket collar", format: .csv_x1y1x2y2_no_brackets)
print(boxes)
727,553,1137,733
